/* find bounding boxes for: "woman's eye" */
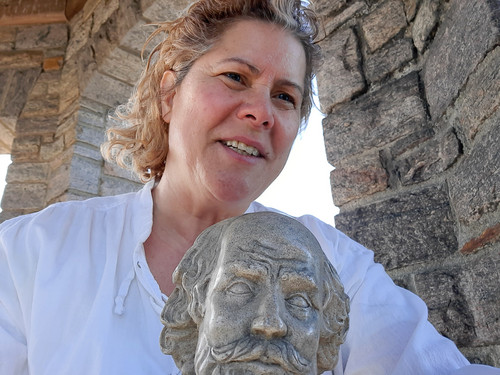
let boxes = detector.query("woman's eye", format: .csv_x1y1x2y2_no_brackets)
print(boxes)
276,92,296,106
225,72,242,83
227,282,252,295
286,294,311,308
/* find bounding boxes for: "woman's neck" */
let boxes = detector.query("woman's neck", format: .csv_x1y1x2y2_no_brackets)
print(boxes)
144,174,251,295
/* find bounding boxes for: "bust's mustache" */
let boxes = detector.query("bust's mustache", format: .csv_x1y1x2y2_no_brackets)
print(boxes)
207,335,311,374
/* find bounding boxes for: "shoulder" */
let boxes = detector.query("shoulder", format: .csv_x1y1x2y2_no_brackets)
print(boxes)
0,184,152,259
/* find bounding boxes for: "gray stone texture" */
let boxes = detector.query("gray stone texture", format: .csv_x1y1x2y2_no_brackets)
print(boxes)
415,248,500,347
364,37,414,83
449,116,500,232
15,24,68,50
330,152,388,206
361,0,407,52
0,68,41,118
69,155,101,195
335,184,457,270
412,0,439,52
451,46,500,143
316,27,365,112
323,72,427,164
394,129,461,186
423,0,500,120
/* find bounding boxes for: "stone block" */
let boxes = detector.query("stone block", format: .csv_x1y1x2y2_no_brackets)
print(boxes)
0,27,16,43
90,0,119,35
0,51,43,70
69,155,101,194
395,129,461,185
323,2,366,35
16,116,59,135
142,0,189,23
82,72,133,108
423,0,499,120
460,248,500,345
1,182,47,210
449,121,500,227
389,127,434,157
66,10,92,61
365,38,414,83
412,0,439,52
317,28,365,112
5,162,50,183
452,46,500,142
47,162,71,202
414,268,476,346
39,136,65,161
76,122,106,148
11,135,40,161
74,142,102,161
103,160,141,182
100,174,142,197
15,24,68,50
313,0,347,17
78,107,105,128
119,20,158,57
335,184,457,270
21,95,59,118
43,56,64,72
460,345,500,368
1,68,40,118
323,72,426,164
330,152,388,206
361,0,407,52
418,248,500,348
402,0,418,21
99,47,143,85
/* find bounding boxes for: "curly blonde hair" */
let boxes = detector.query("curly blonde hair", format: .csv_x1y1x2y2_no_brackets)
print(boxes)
101,0,322,181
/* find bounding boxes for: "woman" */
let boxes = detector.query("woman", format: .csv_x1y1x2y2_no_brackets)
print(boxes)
0,0,498,374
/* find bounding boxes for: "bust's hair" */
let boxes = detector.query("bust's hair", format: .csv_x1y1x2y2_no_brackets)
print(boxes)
160,213,349,374
101,0,322,182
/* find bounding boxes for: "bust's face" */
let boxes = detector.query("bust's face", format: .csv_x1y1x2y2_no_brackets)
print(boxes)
195,220,322,375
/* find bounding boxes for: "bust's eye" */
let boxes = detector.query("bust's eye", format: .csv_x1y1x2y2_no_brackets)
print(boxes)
286,294,311,308
227,281,252,295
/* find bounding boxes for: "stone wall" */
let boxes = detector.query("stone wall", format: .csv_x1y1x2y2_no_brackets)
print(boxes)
0,0,498,366
316,0,500,365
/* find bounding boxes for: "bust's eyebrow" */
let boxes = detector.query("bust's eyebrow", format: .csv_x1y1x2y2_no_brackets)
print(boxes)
280,271,318,294
228,262,267,282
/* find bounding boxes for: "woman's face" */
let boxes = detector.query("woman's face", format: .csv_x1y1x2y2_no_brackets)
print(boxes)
161,19,306,207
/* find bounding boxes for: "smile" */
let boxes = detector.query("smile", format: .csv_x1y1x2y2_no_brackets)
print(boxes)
222,140,261,157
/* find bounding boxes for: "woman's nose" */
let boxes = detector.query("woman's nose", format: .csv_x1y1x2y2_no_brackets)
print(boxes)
251,294,287,340
237,88,275,129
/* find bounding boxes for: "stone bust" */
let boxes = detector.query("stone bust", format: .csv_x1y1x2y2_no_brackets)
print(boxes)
160,212,349,375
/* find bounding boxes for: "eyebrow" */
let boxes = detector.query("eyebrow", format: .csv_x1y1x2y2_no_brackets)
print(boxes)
217,57,304,95
280,271,318,293
228,262,267,281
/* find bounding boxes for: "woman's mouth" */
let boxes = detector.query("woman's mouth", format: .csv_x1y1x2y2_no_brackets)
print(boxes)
221,140,262,157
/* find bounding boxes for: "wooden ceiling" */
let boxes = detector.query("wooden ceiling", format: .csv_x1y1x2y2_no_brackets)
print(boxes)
0,0,89,26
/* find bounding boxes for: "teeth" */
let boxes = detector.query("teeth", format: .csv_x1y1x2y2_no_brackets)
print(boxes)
223,140,260,157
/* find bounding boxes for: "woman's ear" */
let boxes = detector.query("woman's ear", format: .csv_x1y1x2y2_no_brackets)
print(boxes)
160,70,177,123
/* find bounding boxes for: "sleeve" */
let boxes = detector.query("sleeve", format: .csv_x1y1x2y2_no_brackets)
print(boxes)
0,220,29,375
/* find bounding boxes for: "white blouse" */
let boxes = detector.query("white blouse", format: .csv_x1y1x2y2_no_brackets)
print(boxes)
1,181,497,374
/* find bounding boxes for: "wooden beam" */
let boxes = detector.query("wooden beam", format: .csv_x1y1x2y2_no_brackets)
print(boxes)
0,0,88,26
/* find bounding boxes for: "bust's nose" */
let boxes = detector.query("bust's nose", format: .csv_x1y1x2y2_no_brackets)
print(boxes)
250,294,287,340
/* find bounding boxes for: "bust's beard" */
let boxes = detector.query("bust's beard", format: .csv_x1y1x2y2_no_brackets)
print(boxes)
194,335,315,375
